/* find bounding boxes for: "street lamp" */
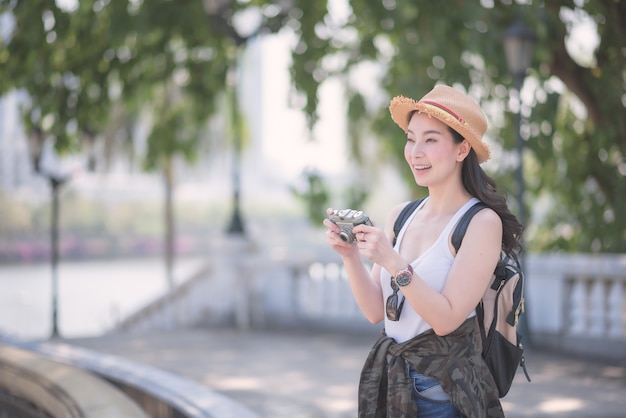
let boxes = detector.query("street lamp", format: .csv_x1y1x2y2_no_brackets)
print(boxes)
224,45,247,237
225,89,246,237
503,18,535,346
27,129,71,339
503,18,536,228
203,0,248,236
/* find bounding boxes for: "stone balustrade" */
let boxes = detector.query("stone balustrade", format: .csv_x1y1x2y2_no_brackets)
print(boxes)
525,253,626,360
114,242,626,361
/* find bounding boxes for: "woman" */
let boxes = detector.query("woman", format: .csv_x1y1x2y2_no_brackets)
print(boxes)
323,84,523,417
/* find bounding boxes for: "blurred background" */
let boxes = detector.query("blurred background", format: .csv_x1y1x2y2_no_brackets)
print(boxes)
0,0,624,353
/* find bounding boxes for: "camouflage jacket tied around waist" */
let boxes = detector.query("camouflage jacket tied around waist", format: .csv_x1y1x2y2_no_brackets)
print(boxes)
358,317,504,418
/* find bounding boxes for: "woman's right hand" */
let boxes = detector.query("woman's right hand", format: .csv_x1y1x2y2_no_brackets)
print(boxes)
323,208,360,258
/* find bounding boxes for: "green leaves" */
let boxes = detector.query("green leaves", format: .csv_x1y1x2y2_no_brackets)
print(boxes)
2,0,624,251
290,0,625,252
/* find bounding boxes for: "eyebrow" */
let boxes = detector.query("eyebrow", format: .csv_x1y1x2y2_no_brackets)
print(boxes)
407,129,444,136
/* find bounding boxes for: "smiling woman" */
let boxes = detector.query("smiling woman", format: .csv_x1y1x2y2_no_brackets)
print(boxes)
324,84,524,418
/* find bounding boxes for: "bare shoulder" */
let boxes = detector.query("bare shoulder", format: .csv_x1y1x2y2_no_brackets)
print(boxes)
453,205,502,259
470,206,502,229
464,206,503,246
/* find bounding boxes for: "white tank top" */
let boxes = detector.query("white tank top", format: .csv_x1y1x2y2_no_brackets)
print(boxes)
382,197,479,343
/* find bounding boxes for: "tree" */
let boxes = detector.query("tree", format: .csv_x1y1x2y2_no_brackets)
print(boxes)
0,0,220,287
0,0,279,285
2,1,624,254
287,1,626,253
113,1,230,286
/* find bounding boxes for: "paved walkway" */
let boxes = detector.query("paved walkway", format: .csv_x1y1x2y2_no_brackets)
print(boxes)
66,327,626,418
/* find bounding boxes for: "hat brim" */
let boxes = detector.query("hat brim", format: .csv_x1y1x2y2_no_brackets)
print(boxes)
389,96,490,164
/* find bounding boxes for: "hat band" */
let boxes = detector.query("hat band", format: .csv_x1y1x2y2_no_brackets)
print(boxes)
420,100,465,124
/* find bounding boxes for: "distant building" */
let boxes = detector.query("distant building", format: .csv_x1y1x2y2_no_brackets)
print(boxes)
0,91,32,192
0,11,34,194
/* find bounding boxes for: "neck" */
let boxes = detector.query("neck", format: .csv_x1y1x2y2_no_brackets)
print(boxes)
426,185,472,215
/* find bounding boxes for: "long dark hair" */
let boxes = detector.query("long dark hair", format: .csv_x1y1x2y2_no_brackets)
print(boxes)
449,127,524,256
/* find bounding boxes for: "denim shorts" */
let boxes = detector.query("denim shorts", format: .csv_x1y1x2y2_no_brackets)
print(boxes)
408,368,464,418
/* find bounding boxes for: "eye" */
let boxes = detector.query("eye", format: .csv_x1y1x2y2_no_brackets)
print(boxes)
406,136,415,143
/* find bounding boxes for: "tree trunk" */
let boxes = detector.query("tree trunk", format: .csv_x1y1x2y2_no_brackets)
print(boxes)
163,157,175,290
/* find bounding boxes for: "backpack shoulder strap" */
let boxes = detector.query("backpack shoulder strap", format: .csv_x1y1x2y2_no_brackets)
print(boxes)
392,197,426,246
451,201,489,252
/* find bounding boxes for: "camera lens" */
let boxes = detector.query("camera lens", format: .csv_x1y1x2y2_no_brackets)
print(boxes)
338,229,354,243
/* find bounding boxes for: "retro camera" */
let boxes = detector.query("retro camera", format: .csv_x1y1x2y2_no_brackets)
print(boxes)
328,209,373,243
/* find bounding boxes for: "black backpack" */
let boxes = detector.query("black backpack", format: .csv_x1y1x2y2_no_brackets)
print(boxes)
393,198,531,397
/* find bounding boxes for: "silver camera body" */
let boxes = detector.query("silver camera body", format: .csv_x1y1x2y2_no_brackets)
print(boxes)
328,209,372,243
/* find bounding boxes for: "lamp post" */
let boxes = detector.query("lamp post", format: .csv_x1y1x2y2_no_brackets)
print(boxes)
204,0,247,236
48,174,70,338
503,18,536,229
224,47,247,237
28,130,71,339
202,0,247,236
224,46,247,237
503,18,535,345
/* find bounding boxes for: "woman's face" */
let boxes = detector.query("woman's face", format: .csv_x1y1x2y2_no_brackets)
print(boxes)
404,112,468,188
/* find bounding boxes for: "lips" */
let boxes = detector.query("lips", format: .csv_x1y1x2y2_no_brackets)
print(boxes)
414,165,432,170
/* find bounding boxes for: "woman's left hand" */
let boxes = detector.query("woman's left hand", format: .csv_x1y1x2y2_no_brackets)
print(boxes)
352,223,394,266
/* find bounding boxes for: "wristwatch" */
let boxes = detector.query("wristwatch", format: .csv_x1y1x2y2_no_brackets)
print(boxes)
393,264,414,287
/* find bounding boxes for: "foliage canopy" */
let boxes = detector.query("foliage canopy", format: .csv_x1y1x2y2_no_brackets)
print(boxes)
1,0,624,252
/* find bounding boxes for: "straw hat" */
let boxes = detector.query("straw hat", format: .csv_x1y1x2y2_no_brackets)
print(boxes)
389,84,491,163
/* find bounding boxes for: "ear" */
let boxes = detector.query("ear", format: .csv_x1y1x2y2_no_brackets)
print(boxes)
456,140,471,162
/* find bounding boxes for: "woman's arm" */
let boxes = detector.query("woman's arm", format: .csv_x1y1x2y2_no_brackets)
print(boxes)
355,206,502,335
324,204,407,324
396,208,502,335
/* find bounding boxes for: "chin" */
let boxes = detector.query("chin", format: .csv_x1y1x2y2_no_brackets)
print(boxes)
413,176,430,188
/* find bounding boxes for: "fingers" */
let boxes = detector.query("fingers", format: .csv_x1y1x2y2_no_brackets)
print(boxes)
352,224,374,235
323,218,339,232
323,209,378,252
357,232,371,243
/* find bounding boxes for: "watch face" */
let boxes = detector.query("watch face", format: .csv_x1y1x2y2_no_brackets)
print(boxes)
395,270,412,287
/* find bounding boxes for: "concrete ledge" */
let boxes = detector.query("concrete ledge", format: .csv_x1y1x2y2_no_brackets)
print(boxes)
0,344,148,418
28,340,259,418
531,332,626,362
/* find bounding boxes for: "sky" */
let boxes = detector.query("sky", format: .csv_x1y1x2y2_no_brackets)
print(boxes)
254,34,349,177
